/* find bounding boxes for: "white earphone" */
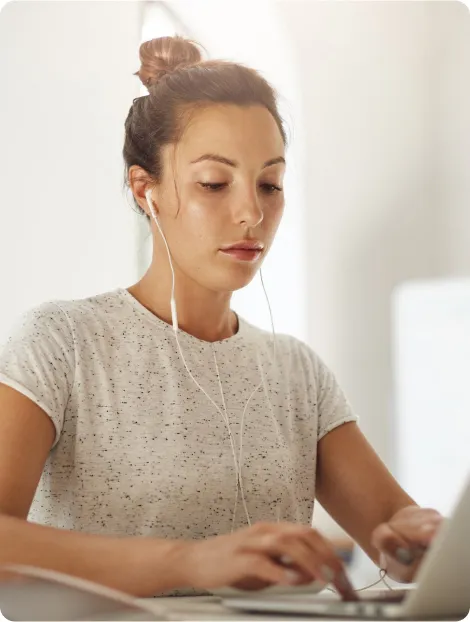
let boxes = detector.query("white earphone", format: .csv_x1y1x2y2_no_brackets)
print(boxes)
143,190,394,596
145,189,178,332
145,188,277,530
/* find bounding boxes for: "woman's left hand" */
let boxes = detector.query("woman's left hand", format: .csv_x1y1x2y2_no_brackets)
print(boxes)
371,506,444,582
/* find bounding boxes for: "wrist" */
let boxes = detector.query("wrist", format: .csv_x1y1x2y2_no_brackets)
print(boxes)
125,537,193,597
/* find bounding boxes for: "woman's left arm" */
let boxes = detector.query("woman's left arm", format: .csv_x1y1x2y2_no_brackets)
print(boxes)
315,422,443,582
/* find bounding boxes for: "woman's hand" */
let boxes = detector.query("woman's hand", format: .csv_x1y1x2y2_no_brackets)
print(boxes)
177,521,357,600
371,505,444,582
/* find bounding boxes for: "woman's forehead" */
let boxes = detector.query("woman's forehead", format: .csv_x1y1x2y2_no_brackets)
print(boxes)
174,104,285,164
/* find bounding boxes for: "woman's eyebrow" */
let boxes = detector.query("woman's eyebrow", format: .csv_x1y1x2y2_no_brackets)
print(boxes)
190,154,286,168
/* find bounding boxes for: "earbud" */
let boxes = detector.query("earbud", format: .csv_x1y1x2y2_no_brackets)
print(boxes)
145,189,178,332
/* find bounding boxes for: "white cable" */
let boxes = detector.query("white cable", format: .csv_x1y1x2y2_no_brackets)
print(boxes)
146,189,248,528
237,270,278,518
212,349,250,530
260,269,276,360
146,190,178,331
235,378,262,526
146,190,281,532
146,192,229,421
145,203,395,589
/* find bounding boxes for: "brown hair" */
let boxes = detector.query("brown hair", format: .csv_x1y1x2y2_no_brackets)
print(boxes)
123,35,286,216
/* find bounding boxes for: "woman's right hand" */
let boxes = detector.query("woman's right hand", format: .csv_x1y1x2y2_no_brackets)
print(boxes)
177,521,357,600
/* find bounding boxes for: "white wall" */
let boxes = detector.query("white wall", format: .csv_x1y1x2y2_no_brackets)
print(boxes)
433,1,470,274
279,0,469,471
391,1,470,516
276,1,470,546
0,1,142,344
393,279,470,515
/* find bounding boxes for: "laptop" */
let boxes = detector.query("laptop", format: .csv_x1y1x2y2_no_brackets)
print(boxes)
223,478,470,619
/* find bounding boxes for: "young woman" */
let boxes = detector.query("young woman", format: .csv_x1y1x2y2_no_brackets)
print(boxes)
0,36,442,598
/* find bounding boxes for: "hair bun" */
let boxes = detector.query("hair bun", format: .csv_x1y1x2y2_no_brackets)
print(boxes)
135,36,203,89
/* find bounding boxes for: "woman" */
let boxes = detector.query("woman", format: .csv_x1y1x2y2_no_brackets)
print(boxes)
0,36,442,598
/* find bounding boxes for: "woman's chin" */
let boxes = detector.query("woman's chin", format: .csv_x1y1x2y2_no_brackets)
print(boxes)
212,266,260,293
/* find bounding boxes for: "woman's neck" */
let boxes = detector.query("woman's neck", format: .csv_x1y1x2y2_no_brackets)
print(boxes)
127,265,238,343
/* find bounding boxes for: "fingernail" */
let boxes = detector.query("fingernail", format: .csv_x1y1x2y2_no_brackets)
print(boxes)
320,565,336,583
420,523,436,533
284,569,302,585
395,547,414,565
279,555,293,566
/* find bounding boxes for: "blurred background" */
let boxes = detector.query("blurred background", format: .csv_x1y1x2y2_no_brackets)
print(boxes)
0,0,469,586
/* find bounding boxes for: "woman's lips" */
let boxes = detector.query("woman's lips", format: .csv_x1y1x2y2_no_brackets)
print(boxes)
220,248,263,262
219,241,264,262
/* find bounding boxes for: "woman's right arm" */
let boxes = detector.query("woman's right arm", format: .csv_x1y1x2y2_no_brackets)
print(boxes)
0,384,356,599
0,382,185,595
0,382,186,596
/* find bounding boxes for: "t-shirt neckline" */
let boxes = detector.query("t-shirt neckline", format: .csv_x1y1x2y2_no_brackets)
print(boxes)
116,288,247,348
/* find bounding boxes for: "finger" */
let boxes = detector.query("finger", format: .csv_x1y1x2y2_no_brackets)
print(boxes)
301,529,344,574
392,514,443,548
257,531,325,583
267,524,344,580
264,526,356,601
414,521,442,548
243,524,314,584
299,529,357,601
372,522,419,566
391,509,442,530
240,554,303,587
278,555,322,585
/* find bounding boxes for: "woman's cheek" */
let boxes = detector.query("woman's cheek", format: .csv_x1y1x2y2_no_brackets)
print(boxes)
263,200,284,238
181,195,228,236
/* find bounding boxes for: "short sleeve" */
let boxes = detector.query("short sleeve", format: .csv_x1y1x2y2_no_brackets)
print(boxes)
312,353,358,441
0,302,75,447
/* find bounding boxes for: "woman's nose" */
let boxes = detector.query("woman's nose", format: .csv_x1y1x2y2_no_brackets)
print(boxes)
233,190,264,228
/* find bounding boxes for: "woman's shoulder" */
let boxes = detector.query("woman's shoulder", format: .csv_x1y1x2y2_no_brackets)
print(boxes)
28,288,127,318
238,317,322,369
44,288,128,317
6,289,128,344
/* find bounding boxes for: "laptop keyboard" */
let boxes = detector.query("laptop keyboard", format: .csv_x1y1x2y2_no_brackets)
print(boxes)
359,589,408,603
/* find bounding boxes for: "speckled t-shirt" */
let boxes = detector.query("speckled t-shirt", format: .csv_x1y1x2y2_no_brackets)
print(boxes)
0,288,356,541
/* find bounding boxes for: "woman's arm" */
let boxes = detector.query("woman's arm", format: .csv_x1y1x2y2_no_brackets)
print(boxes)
0,383,186,595
316,422,415,563
0,514,361,598
0,384,56,518
0,512,188,596
0,384,357,598
315,422,442,580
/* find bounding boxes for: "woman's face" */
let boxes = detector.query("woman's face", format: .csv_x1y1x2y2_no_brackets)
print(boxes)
151,104,286,293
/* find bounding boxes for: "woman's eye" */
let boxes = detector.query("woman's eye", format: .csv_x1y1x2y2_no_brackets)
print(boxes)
199,182,227,192
260,183,283,194
198,182,282,194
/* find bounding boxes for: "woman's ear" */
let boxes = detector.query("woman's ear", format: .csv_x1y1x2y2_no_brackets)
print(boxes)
128,165,156,217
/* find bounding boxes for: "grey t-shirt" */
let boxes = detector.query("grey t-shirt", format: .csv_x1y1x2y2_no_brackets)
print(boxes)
0,288,357,540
